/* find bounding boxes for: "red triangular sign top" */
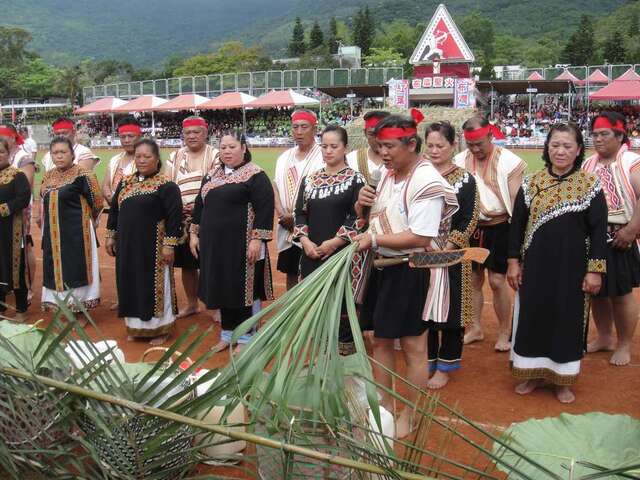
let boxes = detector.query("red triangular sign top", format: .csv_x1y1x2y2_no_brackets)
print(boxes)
410,4,475,65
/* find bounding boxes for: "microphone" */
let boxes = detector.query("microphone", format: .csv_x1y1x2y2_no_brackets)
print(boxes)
362,168,382,221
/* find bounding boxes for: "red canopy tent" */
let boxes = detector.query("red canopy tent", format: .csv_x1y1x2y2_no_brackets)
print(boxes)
247,89,319,108
112,95,168,112
199,92,256,110
75,96,127,114
591,68,640,101
527,71,544,81
154,94,209,111
554,70,584,86
586,69,610,84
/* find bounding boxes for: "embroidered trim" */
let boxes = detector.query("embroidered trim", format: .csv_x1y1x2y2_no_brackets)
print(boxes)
105,229,117,239
251,228,272,241
521,170,601,253
163,236,180,247
337,225,358,242
11,213,23,289
588,259,606,273
117,172,170,206
0,166,19,186
293,224,309,238
244,205,256,306
201,163,264,201
80,198,93,285
460,262,473,327
448,230,467,249
42,298,100,313
48,190,64,292
154,221,166,317
0,203,9,217
511,366,578,386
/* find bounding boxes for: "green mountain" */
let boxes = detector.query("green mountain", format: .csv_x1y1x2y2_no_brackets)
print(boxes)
0,0,627,67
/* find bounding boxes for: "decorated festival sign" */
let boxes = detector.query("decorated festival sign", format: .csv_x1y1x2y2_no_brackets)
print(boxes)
454,78,475,109
387,79,410,108
410,4,475,65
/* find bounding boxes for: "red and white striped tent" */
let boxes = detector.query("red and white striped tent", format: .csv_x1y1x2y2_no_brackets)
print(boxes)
112,95,168,112
75,96,127,114
199,92,256,110
591,68,640,101
554,70,584,86
247,89,320,108
527,71,544,81
586,69,610,84
154,94,209,111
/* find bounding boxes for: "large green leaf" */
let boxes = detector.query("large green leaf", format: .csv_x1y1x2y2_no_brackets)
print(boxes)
496,413,640,478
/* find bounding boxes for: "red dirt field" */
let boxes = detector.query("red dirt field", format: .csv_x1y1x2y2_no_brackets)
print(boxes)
6,216,640,478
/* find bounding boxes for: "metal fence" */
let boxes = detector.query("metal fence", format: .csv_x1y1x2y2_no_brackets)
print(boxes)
499,64,640,82
82,67,405,103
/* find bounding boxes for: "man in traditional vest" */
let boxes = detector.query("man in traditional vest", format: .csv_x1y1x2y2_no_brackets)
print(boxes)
583,111,640,366
166,116,219,318
346,110,390,183
41,117,99,172
454,117,526,351
102,116,141,204
273,109,323,290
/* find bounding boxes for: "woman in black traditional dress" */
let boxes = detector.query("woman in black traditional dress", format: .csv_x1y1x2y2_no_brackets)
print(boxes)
106,139,182,345
189,130,274,353
507,123,608,404
424,122,479,389
0,138,31,322
40,136,104,318
294,125,365,277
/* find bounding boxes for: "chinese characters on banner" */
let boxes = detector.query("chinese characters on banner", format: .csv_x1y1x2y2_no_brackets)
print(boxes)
454,78,475,109
387,79,409,109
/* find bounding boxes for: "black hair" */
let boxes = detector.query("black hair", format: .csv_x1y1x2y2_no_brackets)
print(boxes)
134,138,162,172
462,116,489,132
363,110,390,123
542,122,585,169
321,124,348,146
116,115,142,129
218,129,252,164
591,111,628,145
425,121,456,145
373,114,422,152
49,135,74,154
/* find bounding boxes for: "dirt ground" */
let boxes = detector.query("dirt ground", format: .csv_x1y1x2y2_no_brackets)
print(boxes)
8,217,640,477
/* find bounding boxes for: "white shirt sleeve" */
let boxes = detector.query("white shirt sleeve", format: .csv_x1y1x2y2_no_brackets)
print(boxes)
407,197,443,237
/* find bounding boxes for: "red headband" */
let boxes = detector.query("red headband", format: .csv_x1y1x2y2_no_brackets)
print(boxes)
593,116,626,133
463,125,491,141
291,111,317,125
52,120,75,132
376,127,418,140
364,116,384,129
182,118,208,129
0,127,24,145
118,124,142,136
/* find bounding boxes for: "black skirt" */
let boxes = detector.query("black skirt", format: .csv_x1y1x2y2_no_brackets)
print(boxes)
174,242,199,269
360,262,430,338
470,221,509,274
596,242,640,298
276,245,301,275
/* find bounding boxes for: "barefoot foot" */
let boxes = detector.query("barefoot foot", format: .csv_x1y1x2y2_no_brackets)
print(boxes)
109,302,119,311
177,305,199,319
586,336,615,353
127,335,134,341
395,409,416,439
610,344,632,366
494,332,511,352
210,340,231,353
211,309,221,323
12,312,27,323
555,386,575,403
427,370,449,390
149,334,169,346
515,379,544,395
463,327,484,345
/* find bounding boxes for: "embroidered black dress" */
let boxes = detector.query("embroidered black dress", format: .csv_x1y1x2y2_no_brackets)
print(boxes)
192,163,274,331
40,165,104,311
0,166,31,313
293,167,365,278
426,166,479,373
106,172,183,337
508,168,608,385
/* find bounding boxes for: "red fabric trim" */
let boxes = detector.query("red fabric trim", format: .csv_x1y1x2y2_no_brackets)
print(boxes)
52,120,74,132
364,117,382,129
118,125,142,136
0,127,23,144
463,125,491,141
182,118,208,129
376,127,417,140
489,124,506,140
291,111,317,125
593,116,625,133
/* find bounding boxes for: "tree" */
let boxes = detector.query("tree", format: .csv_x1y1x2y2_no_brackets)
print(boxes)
352,7,375,55
55,64,83,102
289,17,306,57
363,47,404,67
628,10,639,38
172,42,271,76
602,29,627,63
373,20,422,59
479,55,496,80
459,12,495,59
327,17,340,54
561,15,595,65
0,27,33,66
309,21,324,51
